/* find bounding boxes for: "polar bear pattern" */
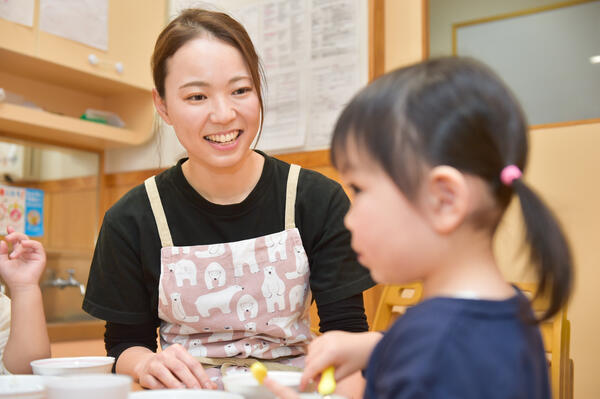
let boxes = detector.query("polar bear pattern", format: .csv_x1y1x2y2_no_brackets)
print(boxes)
179,324,201,335
208,326,234,343
204,262,226,289
243,342,253,356
168,259,198,287
158,280,168,306
224,343,240,357
194,285,243,317
288,284,306,312
266,312,300,337
170,293,200,323
229,239,259,276
189,339,208,357
244,322,257,337
285,245,309,279
261,266,286,313
236,294,259,321
283,334,308,345
172,335,188,346
194,243,226,258
251,341,271,357
271,346,293,358
265,231,288,262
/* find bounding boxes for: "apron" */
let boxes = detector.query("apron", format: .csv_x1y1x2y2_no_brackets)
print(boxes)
144,164,312,382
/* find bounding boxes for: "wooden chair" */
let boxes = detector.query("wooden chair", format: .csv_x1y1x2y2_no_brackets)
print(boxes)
371,282,423,332
371,282,573,399
514,283,573,399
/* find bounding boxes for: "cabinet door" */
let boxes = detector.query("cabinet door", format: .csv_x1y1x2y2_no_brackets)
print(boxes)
0,14,37,57
36,0,166,90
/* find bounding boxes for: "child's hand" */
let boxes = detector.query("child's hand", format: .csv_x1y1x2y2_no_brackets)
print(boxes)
0,226,46,291
300,331,382,391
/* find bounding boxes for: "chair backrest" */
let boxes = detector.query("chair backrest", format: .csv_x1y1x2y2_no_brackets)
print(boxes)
513,283,571,399
371,282,423,331
371,282,572,399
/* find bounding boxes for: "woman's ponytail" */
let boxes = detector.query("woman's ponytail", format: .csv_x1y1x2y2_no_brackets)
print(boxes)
512,180,573,321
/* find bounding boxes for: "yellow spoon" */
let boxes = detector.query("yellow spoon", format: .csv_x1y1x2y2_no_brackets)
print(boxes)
318,366,336,396
250,361,268,385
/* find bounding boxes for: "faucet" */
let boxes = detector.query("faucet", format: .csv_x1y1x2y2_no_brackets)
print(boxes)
42,268,86,296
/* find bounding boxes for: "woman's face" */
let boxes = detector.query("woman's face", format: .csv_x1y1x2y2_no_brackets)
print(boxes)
154,36,261,170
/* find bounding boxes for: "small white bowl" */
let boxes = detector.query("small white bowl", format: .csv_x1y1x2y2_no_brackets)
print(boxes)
129,389,244,399
222,371,303,399
0,375,61,398
45,374,131,399
31,356,115,376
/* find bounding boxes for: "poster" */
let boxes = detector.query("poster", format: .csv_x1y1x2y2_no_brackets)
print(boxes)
0,185,44,237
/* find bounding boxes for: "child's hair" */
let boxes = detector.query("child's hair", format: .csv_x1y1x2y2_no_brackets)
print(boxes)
331,57,572,321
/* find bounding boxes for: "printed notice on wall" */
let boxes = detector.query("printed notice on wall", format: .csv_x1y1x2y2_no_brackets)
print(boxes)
0,0,34,27
0,185,44,237
39,0,108,51
168,0,367,153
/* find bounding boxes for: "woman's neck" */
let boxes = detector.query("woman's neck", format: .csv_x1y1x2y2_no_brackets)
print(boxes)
182,150,265,205
421,232,515,301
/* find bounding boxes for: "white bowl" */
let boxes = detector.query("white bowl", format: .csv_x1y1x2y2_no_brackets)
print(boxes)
222,371,303,399
45,374,131,399
31,356,115,376
129,389,244,399
0,375,60,398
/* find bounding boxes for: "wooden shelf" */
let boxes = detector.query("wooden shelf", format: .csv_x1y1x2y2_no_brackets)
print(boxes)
0,102,149,151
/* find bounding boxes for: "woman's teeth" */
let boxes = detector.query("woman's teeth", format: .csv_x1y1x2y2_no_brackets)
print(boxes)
205,131,240,143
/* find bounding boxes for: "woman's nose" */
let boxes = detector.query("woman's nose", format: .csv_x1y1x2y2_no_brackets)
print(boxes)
209,97,236,124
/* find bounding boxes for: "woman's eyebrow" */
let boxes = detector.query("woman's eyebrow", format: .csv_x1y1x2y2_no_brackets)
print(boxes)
179,75,251,90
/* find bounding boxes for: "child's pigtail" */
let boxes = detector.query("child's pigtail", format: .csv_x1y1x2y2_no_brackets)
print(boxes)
509,173,573,321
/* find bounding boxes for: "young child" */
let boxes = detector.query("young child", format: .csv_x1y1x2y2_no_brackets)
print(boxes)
264,57,572,399
0,226,51,374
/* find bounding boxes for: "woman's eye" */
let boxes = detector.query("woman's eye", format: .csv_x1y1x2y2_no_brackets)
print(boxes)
186,94,206,101
233,87,252,95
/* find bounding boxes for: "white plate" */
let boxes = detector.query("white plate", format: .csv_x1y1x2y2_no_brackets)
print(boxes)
45,374,131,399
222,371,302,399
31,356,115,376
0,375,62,398
129,390,244,399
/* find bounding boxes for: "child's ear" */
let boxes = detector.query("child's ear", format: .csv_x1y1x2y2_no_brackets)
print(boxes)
152,89,172,126
421,166,469,234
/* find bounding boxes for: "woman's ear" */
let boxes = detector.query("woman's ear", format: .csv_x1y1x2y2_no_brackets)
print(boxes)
152,89,172,125
421,166,469,234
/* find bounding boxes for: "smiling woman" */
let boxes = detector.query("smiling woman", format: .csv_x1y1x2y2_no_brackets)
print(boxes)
82,8,374,396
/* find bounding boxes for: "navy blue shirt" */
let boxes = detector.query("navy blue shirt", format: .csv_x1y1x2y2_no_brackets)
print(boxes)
364,292,550,399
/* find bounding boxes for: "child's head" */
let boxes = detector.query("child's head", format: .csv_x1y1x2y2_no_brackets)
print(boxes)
332,57,572,320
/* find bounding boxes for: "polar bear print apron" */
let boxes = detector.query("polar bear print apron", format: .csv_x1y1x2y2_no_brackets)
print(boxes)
145,164,312,383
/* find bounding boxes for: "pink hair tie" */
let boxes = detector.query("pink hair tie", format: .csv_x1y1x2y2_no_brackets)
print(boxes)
500,165,522,186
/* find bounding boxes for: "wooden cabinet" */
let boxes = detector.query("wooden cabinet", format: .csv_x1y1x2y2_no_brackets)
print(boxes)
0,0,166,151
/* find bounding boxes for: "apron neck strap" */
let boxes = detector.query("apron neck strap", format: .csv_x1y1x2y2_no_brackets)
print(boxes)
144,176,174,247
285,164,301,230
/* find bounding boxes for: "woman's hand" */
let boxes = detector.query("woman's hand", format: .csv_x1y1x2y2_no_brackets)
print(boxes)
0,226,46,291
300,331,383,391
129,344,217,390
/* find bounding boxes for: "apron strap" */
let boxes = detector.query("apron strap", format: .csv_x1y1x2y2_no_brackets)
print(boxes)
284,164,301,230
144,176,174,247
